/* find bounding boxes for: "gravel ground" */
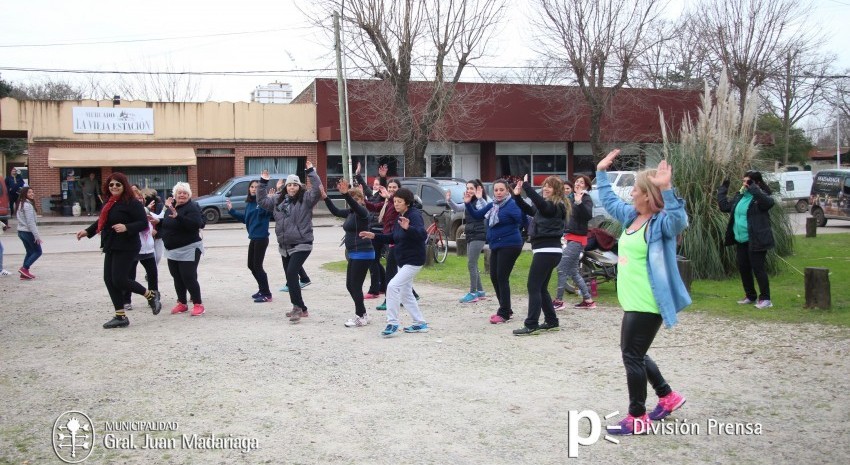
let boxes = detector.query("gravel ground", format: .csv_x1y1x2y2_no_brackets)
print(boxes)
0,222,848,464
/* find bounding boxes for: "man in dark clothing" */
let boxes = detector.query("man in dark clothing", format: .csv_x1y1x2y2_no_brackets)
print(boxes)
5,168,24,215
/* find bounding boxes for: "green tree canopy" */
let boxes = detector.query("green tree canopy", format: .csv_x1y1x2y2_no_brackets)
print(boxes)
757,113,814,166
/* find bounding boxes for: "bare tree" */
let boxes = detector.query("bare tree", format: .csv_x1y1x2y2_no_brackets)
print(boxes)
308,0,506,176
633,16,712,90
531,0,665,158
693,0,812,118
85,60,208,102
762,46,835,165
3,77,85,100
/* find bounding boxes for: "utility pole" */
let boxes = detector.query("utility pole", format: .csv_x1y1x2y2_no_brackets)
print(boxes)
334,11,351,182
838,118,842,168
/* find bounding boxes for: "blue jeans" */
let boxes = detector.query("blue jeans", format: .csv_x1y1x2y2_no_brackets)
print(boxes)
17,231,42,269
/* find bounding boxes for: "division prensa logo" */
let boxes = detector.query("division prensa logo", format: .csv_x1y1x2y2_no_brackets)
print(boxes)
52,411,95,463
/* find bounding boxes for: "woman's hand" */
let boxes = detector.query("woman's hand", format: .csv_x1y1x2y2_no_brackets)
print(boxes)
225,199,233,210
305,160,313,170
276,178,285,190
359,231,375,239
398,216,410,230
574,188,584,203
354,162,361,176
378,186,389,199
112,223,127,233
444,190,452,202
513,180,523,196
378,164,388,178
320,186,328,200
649,160,673,190
147,200,156,210
475,186,484,199
463,191,473,203
597,148,620,171
337,178,349,195
76,230,87,240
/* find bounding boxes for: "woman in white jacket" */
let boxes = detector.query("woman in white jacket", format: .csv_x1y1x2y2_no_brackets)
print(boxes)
123,185,160,313
15,186,43,279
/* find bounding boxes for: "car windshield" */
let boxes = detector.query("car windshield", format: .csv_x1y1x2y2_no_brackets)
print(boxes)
211,182,232,196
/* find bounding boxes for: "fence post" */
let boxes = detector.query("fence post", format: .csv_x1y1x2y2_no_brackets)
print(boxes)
804,267,830,309
805,217,818,238
677,258,693,292
424,242,435,267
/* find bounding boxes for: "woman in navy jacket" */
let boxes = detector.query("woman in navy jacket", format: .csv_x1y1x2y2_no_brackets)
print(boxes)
465,179,524,324
227,173,274,303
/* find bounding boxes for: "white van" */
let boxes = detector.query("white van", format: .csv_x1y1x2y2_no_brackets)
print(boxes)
589,171,637,219
765,171,813,213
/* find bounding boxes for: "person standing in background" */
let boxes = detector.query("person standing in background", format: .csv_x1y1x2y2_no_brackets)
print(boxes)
5,168,24,215
80,172,100,216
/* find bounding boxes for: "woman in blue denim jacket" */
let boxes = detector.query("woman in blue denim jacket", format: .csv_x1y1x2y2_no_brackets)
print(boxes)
596,149,691,436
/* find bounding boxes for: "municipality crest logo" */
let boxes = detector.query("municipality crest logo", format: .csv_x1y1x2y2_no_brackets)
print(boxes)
52,411,94,463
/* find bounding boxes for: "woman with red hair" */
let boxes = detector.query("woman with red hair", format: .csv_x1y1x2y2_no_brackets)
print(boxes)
76,172,162,329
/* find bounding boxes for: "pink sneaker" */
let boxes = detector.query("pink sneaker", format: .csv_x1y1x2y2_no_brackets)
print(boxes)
364,293,380,299
489,314,509,324
649,391,686,420
607,413,651,435
191,304,205,316
171,302,189,314
552,299,565,311
574,300,597,309
19,267,35,279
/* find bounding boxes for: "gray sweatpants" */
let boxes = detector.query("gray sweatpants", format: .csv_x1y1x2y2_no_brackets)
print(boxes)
467,240,485,293
557,241,590,300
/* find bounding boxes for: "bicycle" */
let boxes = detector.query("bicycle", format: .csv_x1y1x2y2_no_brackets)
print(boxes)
425,209,450,264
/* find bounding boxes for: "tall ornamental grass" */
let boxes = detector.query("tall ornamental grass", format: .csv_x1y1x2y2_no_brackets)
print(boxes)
662,74,794,279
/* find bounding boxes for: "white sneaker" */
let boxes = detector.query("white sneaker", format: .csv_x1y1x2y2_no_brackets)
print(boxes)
754,300,773,309
344,315,370,327
124,303,133,311
0,269,11,277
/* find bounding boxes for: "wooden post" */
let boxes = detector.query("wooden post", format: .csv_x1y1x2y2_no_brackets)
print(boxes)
424,243,435,267
804,267,831,309
456,237,467,256
677,258,693,292
805,217,817,238
483,248,491,274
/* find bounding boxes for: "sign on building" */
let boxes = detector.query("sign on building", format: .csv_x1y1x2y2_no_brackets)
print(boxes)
72,107,154,134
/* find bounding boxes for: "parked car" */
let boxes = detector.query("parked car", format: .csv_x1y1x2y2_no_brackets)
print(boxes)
195,173,291,224
588,170,637,220
396,177,468,241
809,169,850,227
765,171,814,213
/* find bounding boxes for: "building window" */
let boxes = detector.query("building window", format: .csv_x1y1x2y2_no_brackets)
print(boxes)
246,157,302,175
326,155,404,184
196,148,235,155
430,155,453,178
123,166,189,200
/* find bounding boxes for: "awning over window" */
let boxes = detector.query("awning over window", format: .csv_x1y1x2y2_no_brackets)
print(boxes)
48,147,196,168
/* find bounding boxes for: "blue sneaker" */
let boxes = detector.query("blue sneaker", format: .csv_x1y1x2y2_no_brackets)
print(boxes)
280,285,289,292
476,291,486,298
403,323,429,333
459,292,479,303
376,300,387,311
381,324,399,336
300,281,311,289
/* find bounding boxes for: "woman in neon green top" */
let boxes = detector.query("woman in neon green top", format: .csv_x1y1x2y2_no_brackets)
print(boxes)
595,149,691,436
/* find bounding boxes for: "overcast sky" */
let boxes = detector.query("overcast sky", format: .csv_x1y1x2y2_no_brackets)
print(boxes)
1,0,848,104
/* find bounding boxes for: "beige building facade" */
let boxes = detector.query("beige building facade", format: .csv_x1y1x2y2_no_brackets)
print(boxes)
0,98,317,214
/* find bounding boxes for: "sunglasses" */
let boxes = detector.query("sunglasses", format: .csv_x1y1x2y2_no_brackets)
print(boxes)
108,182,123,187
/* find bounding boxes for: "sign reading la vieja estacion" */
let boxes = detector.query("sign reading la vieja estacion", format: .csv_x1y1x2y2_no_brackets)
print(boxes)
72,107,154,134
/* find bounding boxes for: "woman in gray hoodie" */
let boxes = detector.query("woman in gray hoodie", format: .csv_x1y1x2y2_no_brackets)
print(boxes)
15,186,43,279
257,160,322,323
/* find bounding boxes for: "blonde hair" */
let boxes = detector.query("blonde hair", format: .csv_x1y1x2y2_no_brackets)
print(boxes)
172,181,192,197
634,170,664,213
543,176,571,219
348,187,364,202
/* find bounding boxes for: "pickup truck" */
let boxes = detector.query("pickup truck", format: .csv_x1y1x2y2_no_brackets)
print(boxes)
588,171,636,220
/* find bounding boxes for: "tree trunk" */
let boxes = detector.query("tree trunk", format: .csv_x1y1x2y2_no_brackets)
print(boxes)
804,267,830,309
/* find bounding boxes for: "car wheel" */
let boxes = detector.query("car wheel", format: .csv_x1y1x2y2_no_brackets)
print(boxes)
203,208,220,224
455,224,465,241
795,199,808,213
812,208,826,227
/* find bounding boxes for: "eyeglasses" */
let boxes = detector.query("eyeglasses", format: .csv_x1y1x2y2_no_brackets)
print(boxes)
108,182,123,187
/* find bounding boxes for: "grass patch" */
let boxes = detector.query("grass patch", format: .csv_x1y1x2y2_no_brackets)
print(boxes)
324,233,850,327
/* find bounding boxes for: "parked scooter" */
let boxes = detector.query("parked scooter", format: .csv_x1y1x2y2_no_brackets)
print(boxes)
580,228,618,286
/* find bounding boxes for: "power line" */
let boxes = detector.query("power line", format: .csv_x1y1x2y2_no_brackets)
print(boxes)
0,26,314,48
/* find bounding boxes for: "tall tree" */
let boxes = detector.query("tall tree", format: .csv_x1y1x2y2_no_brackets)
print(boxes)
693,0,812,118
310,0,506,176
531,0,664,158
2,77,85,100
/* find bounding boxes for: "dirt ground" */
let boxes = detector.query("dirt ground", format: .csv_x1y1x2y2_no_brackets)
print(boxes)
1,220,849,465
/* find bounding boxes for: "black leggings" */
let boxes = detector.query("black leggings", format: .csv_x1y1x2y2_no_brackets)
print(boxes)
736,242,770,301
104,250,148,311
368,241,386,294
620,311,672,417
490,246,523,319
524,252,561,328
385,246,418,299
347,258,372,317
124,254,158,304
282,251,311,310
167,249,202,305
248,238,270,295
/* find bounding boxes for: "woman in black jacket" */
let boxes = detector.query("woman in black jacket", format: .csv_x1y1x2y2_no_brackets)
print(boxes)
446,179,490,303
76,172,161,329
156,182,206,316
717,170,776,309
323,178,375,328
